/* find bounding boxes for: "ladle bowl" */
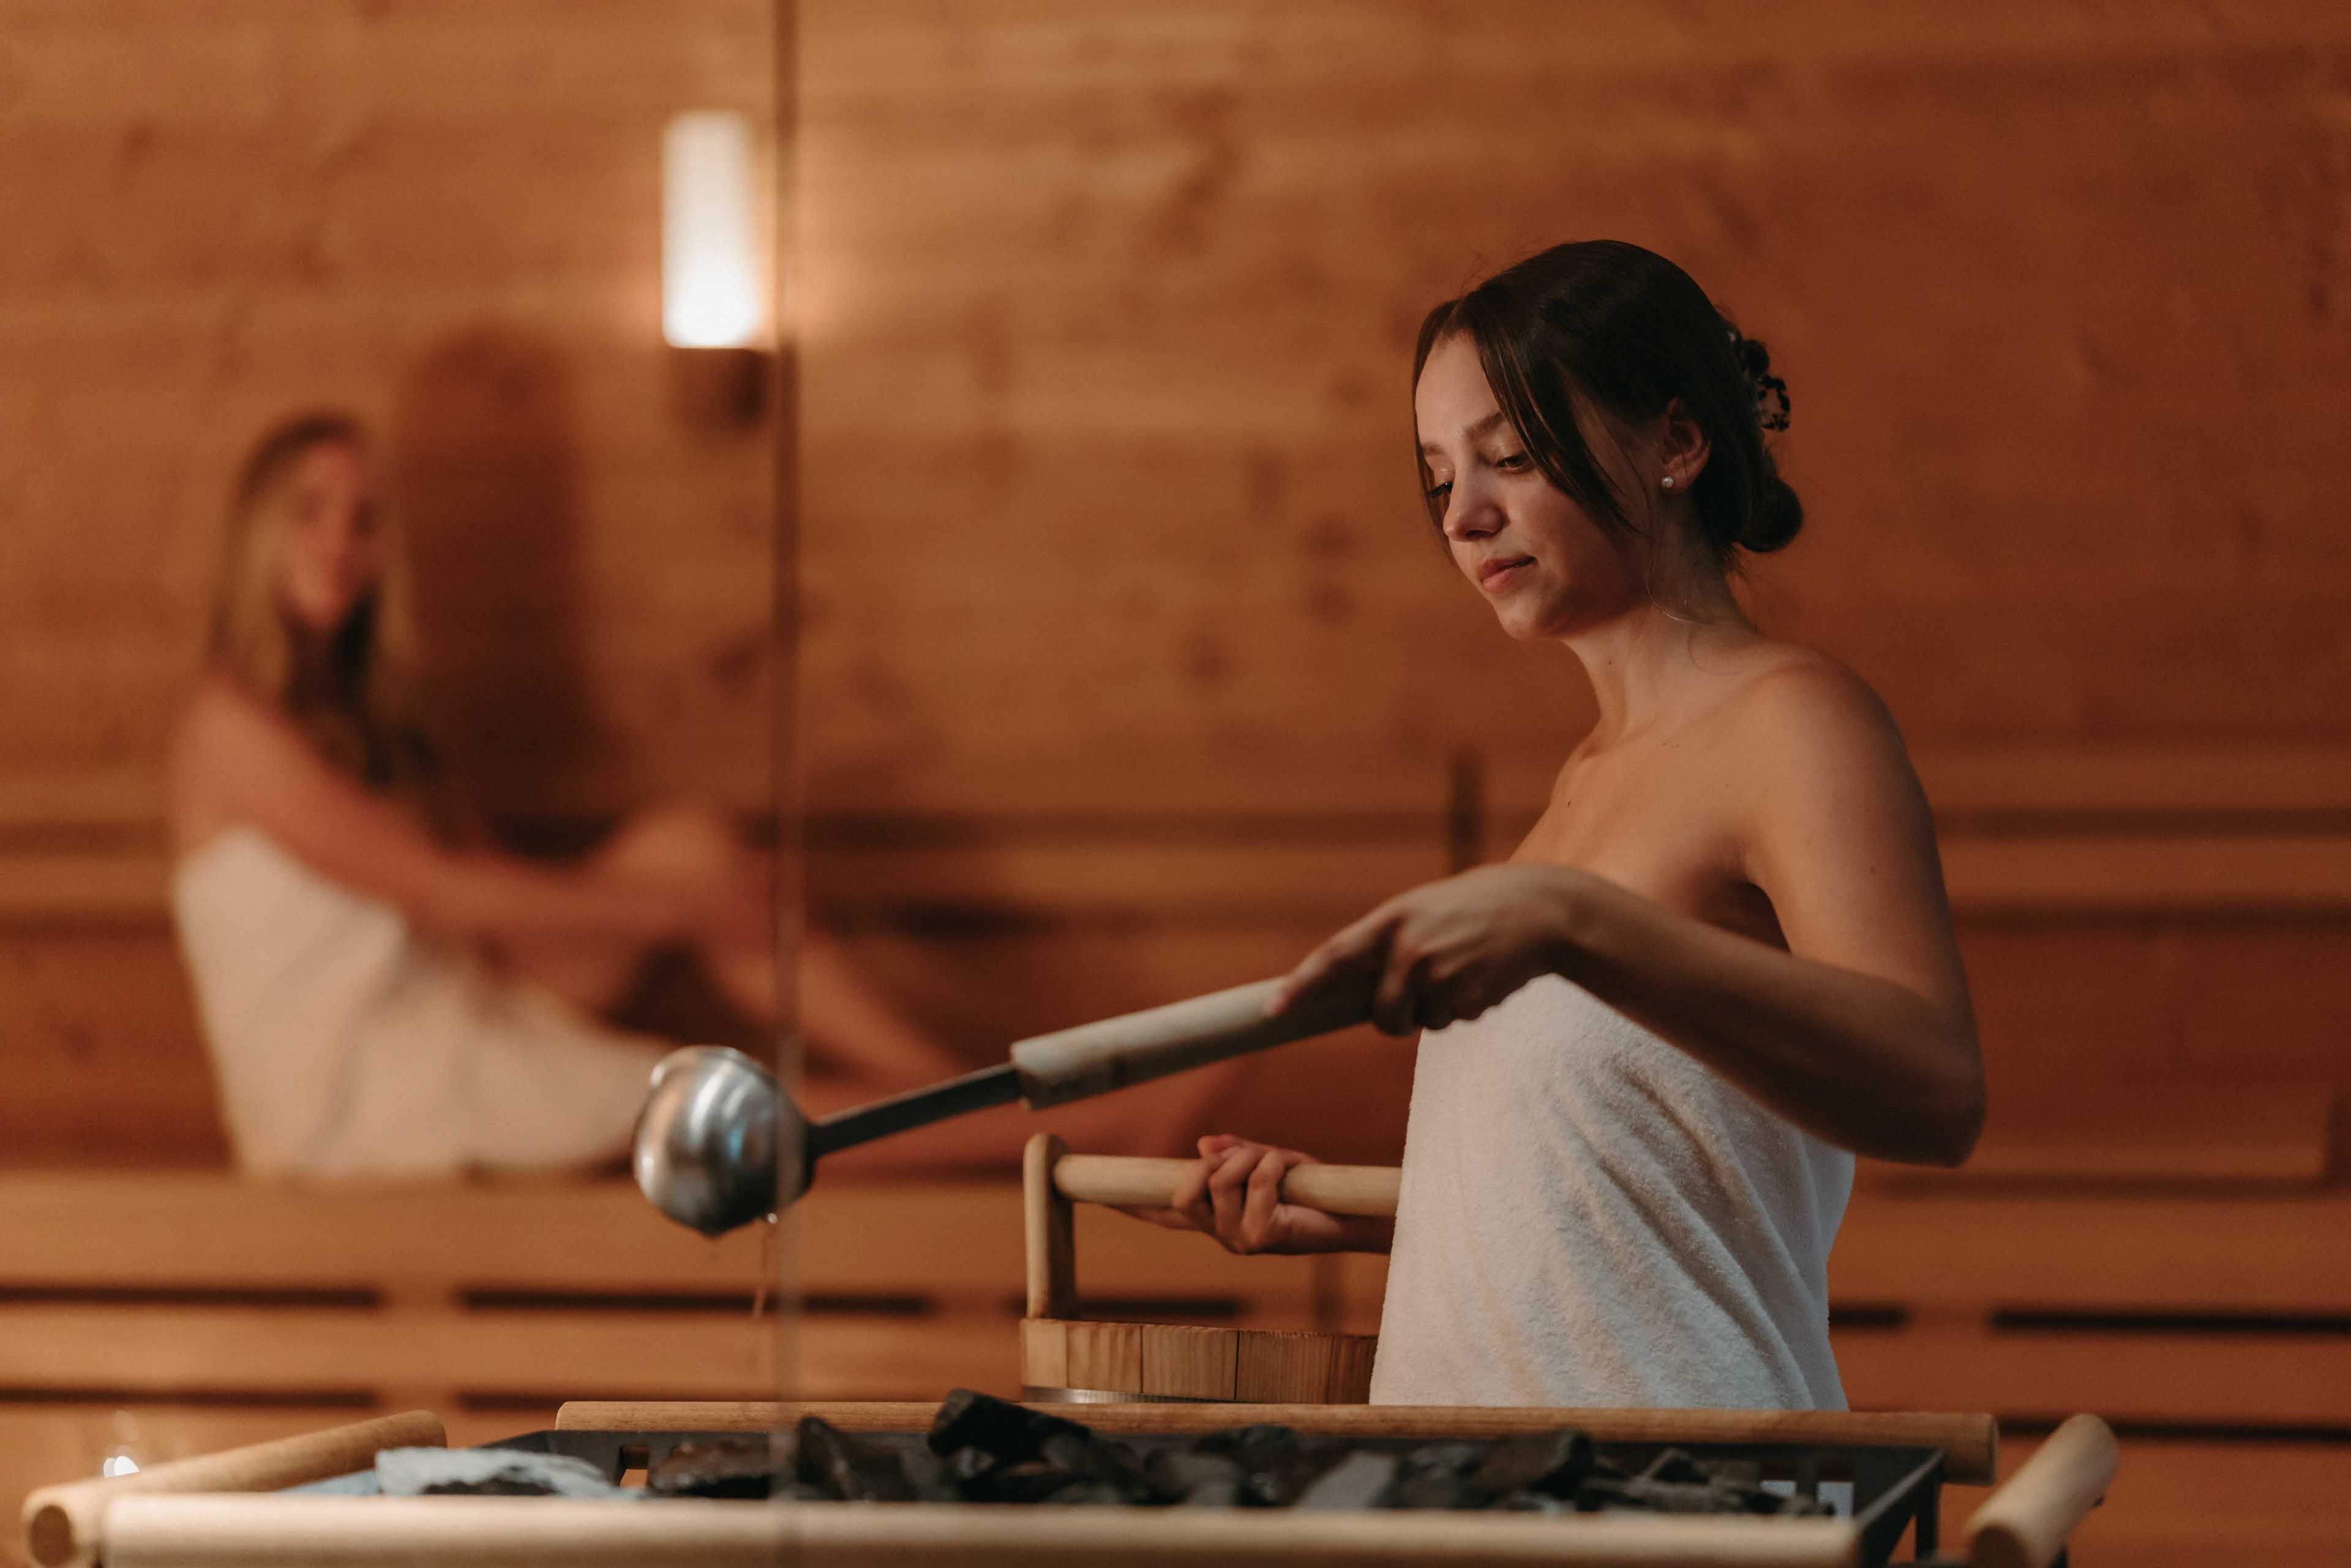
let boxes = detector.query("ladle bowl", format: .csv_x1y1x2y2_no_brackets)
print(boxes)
632,1046,792,1236
634,1046,1024,1236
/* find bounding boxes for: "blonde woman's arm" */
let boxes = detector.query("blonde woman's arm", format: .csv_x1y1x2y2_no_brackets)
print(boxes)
170,677,760,947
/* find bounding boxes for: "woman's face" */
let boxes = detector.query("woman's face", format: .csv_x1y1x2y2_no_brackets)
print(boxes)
274,440,381,637
1413,332,1644,640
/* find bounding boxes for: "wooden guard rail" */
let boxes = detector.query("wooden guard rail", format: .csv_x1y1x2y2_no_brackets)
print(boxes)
32,1400,2123,1568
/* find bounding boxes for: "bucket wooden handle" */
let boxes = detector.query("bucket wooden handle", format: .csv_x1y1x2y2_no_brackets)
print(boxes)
1054,1153,1401,1215
1965,1412,2119,1568
1024,1139,1400,1320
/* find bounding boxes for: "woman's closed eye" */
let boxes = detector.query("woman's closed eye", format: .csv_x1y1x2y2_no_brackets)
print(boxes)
1423,479,1453,505
1491,451,1532,473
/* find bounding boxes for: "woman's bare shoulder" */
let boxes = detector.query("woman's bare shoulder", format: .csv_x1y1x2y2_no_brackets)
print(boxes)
171,671,285,768
167,672,312,827
1711,640,1910,775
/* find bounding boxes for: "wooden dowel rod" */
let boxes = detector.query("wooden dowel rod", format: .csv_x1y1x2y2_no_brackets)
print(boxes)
1965,1412,2118,1568
1024,1131,1076,1319
1053,1154,1401,1217
105,1493,1862,1567
106,1495,784,1567
23,1408,443,1568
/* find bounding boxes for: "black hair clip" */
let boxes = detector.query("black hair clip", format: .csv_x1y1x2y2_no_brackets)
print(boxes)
1727,326,1792,433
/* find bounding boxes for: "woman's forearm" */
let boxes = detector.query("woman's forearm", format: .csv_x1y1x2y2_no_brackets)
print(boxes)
1551,872,1983,1166
418,850,689,945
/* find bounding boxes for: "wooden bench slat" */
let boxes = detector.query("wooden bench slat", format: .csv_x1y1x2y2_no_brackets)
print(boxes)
0,1178,765,1293
1864,1081,2333,1186
801,1189,1329,1305
0,1304,1024,1402
810,838,1449,920
1837,1322,2351,1428
1831,1190,2351,1311
0,1304,776,1398
1939,831,2351,913
0,1178,1331,1308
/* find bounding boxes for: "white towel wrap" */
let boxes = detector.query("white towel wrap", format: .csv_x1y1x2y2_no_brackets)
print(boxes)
1370,975,1851,1408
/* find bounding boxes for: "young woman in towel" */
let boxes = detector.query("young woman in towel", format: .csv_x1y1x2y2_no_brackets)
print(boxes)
168,415,1226,1180
1130,241,1984,1410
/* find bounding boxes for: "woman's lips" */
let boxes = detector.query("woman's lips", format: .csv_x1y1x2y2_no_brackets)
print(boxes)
1477,557,1532,592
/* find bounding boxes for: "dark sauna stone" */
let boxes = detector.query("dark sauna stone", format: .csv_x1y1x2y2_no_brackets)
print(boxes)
934,1443,1000,1497
377,1447,621,1499
1637,1448,1709,1486
795,1416,916,1502
939,1428,1152,1506
1194,1424,1344,1507
626,1403,1831,1520
647,1438,784,1499
977,1460,1078,1504
1193,1423,1298,1458
1292,1450,1398,1510
421,1476,553,1496
1040,1431,1153,1502
1141,1447,1243,1507
1565,1461,1826,1518
1472,1429,1595,1499
927,1388,1090,1465
1389,1441,1493,1510
1583,1475,1737,1514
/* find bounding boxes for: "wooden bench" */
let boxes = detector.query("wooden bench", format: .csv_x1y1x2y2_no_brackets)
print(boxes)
6,1093,2349,1567
0,1171,1351,1545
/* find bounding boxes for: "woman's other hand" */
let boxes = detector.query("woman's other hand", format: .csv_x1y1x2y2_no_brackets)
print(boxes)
1270,863,1585,1035
1120,1135,1367,1255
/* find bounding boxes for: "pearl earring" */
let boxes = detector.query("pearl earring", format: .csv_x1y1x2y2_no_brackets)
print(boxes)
1660,475,1675,490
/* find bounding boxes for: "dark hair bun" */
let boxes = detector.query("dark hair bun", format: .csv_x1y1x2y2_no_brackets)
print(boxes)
1725,329,1796,550
1741,474,1804,553
1415,241,1807,564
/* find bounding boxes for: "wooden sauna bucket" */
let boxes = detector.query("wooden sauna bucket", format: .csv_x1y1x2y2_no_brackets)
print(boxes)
1019,1134,1401,1404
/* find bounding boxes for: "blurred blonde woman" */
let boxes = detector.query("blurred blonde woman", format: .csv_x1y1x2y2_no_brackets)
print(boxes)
168,411,970,1178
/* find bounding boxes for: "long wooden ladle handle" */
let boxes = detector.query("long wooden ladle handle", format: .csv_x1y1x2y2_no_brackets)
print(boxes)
1053,1152,1402,1216
1965,1412,2120,1568
23,1409,444,1568
1010,977,1375,1109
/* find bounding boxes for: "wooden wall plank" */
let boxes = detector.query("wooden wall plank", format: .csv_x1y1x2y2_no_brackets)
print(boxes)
0,1303,776,1400
0,0,778,817
797,0,2351,814
1829,1190,2351,1312
1835,1322,2351,1428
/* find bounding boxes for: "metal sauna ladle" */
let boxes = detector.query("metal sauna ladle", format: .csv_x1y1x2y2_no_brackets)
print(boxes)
633,977,1373,1236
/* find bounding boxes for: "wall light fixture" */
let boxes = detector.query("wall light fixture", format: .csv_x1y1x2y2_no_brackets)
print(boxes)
662,109,768,426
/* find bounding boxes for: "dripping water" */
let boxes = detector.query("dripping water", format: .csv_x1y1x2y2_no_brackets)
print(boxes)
751,1214,779,1318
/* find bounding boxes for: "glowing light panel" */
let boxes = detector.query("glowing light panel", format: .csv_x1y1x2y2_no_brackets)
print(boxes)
662,111,763,348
